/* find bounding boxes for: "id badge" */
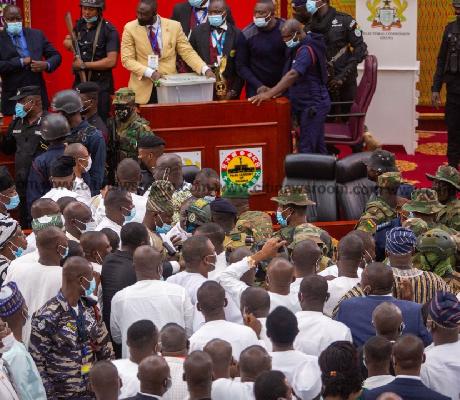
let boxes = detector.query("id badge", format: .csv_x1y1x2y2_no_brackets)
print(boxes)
148,54,159,71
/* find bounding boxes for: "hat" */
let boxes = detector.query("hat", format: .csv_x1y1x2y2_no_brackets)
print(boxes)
271,186,315,206
31,214,64,232
210,198,237,216
0,167,15,192
222,184,250,200
426,165,460,191
429,291,460,329
365,149,397,173
113,88,136,105
187,198,212,226
385,227,417,255
234,211,273,243
402,188,445,215
0,218,18,249
377,172,401,188
9,85,40,101
0,282,25,318
146,180,174,215
50,156,76,178
289,223,326,250
138,134,165,149
76,81,100,94
402,218,429,237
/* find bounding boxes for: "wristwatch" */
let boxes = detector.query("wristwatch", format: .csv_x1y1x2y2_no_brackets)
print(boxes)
80,62,87,71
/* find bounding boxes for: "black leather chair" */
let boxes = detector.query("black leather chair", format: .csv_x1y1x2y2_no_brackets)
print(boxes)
336,152,375,220
283,154,337,222
182,165,200,184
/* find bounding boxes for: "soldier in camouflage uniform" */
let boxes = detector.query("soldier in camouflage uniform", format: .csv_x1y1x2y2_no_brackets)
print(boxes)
30,257,114,400
402,217,429,238
112,88,154,161
426,165,460,232
185,198,212,234
401,188,446,228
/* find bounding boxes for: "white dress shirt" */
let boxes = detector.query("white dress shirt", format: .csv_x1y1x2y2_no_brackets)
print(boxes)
420,340,460,400
113,358,139,399
73,177,91,203
163,356,188,400
208,251,227,281
95,216,122,239
216,257,251,309
258,317,272,352
110,280,194,358
189,320,259,360
294,311,352,356
0,359,19,400
93,193,146,225
269,292,301,314
211,378,255,400
42,187,85,203
5,261,62,346
143,16,163,78
319,265,363,278
362,375,395,390
290,277,303,294
324,276,360,317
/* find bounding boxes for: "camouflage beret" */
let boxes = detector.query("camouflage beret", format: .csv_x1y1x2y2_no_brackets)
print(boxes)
426,165,460,191
146,180,175,215
377,172,401,188
113,87,136,105
271,186,315,206
187,198,212,226
402,188,445,215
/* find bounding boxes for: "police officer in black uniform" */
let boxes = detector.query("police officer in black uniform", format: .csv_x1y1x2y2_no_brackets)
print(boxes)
64,0,120,123
432,0,460,169
2,86,48,226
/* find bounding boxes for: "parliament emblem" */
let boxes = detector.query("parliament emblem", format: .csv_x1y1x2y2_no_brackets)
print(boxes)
221,149,262,190
367,0,407,31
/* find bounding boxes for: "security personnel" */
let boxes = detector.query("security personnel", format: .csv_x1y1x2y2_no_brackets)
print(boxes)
64,0,120,122
432,0,460,169
3,86,48,226
51,89,106,195
138,134,166,196
26,114,70,212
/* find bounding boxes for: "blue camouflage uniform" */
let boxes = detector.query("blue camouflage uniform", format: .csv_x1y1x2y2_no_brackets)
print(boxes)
29,291,114,400
67,120,106,195
286,33,331,154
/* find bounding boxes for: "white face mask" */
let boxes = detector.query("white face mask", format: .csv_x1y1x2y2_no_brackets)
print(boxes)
0,332,15,353
79,157,92,173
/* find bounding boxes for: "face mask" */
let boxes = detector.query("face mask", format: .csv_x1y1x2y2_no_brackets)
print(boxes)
115,107,130,122
75,218,97,234
286,32,300,48
254,14,271,28
15,103,28,119
189,0,204,7
306,0,320,14
3,194,20,210
8,242,25,259
206,252,217,270
81,99,92,115
123,207,136,223
276,209,291,227
95,251,104,265
79,157,92,173
6,21,22,36
203,195,216,203
186,223,196,234
156,224,173,234
59,244,69,259
209,14,224,27
81,276,96,297
84,16,98,23
0,333,15,353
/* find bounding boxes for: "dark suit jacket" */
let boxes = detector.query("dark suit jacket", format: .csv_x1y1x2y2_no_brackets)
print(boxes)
189,22,243,97
363,377,450,400
0,28,61,115
125,394,162,400
335,295,432,348
171,1,235,37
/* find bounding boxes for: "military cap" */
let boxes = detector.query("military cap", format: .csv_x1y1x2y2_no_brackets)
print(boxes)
146,180,174,215
402,218,429,237
234,211,273,243
0,167,15,192
0,282,25,318
50,156,76,178
138,135,165,149
210,198,237,216
222,185,250,200
377,172,401,188
9,85,41,101
0,218,18,249
271,186,315,206
402,188,445,215
289,223,326,250
76,81,100,94
426,165,460,191
365,149,397,173
187,198,212,226
428,291,460,329
113,88,136,105
31,213,64,232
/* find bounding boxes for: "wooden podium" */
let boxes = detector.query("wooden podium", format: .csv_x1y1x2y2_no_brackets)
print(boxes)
140,98,292,211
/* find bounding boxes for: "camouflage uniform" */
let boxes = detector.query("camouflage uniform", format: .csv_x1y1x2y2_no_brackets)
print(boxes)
356,172,401,234
401,188,446,228
186,198,212,233
113,88,154,160
427,165,460,232
30,292,114,400
402,218,429,237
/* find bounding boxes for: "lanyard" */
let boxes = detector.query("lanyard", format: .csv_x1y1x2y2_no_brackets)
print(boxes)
211,30,226,57
193,7,208,26
148,24,161,55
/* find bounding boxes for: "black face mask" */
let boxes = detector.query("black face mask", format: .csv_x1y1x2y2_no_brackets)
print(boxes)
115,106,131,122
138,14,156,26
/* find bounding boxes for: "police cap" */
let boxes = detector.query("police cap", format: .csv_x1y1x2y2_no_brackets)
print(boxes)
9,85,41,101
76,82,100,95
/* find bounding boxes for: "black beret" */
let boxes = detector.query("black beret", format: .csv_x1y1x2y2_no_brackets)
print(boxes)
210,197,237,216
50,156,76,178
76,82,100,94
0,167,15,192
138,134,166,149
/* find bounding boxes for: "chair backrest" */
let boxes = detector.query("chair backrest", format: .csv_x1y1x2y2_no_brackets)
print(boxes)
283,154,337,222
348,55,379,141
182,165,200,184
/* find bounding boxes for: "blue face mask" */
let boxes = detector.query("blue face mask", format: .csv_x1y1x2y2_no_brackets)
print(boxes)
156,224,173,234
15,103,28,119
59,244,69,259
3,194,20,210
81,276,96,297
186,223,196,234
189,0,204,7
8,242,25,259
123,207,136,224
306,0,319,14
203,195,216,203
286,32,300,49
254,15,271,28
84,16,98,23
276,209,291,227
6,22,23,36
208,14,224,27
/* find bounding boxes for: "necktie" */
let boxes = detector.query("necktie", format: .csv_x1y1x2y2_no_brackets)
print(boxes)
148,25,161,56
13,35,24,57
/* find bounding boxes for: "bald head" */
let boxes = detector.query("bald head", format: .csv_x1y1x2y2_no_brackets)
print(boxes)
362,262,394,294
117,158,141,192
338,233,364,261
267,257,295,290
36,226,67,252
156,153,181,169
228,247,252,264
62,256,92,281
281,18,303,36
197,281,226,315
89,361,120,400
63,201,91,221
159,323,187,354
64,142,89,159
31,198,60,218
299,275,328,307
392,335,425,374
80,231,111,263
291,239,321,275
184,351,213,392
133,245,163,280
240,286,270,318
239,345,271,381
204,339,233,379
138,355,170,395
372,302,403,339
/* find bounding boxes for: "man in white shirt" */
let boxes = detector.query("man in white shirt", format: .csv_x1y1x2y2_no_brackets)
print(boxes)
211,345,271,400
95,188,135,239
194,223,227,281
324,233,364,316
63,201,94,243
266,306,321,398
64,143,92,202
290,239,322,294
295,275,352,356
204,339,234,381
159,323,189,400
111,245,193,358
189,281,259,360
420,291,460,400
113,319,158,399
266,257,300,313
5,226,68,345
362,336,395,390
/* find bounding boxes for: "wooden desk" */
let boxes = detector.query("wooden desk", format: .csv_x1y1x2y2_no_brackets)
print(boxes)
140,98,292,211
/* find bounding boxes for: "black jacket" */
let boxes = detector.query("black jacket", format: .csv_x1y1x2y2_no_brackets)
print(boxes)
0,28,61,115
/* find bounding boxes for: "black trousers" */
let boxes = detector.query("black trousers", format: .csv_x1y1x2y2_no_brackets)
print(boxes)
97,89,111,123
445,92,460,168
148,87,158,104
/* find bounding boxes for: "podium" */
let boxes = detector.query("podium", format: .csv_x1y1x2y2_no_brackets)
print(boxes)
140,98,292,211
